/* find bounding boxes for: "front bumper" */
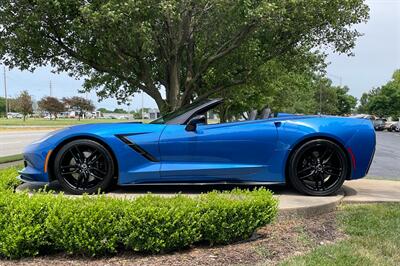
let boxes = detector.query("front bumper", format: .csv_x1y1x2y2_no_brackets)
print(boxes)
17,175,49,186
18,141,52,183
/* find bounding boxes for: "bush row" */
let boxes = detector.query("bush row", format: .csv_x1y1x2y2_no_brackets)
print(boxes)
0,167,278,258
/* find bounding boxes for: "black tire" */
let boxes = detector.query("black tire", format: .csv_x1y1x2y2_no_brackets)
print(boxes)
288,139,348,196
54,139,115,195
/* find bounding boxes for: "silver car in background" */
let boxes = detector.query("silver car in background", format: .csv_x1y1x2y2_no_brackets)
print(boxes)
395,122,400,132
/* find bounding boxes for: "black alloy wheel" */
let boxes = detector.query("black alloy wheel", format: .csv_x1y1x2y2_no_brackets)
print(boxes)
288,139,348,196
54,139,115,195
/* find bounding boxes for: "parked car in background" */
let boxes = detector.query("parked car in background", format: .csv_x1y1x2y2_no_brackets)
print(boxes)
386,121,399,132
373,118,386,131
7,112,23,119
394,122,400,132
351,114,375,120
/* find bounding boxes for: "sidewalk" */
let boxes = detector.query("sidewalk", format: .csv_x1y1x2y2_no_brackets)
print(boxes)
343,179,400,203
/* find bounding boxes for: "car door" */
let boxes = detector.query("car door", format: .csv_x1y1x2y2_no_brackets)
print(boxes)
158,120,279,182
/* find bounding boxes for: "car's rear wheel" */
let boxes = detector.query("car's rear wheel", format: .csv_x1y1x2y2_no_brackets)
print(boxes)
54,139,114,195
288,139,348,196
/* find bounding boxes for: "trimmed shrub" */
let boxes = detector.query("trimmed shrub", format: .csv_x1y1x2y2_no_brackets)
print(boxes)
120,195,203,253
199,189,277,245
45,195,125,256
0,191,51,258
0,166,21,191
0,167,278,258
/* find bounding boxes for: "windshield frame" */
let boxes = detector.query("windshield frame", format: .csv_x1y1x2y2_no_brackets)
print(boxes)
150,98,223,125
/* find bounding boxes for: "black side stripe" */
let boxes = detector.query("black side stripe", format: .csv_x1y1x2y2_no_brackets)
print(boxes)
115,134,159,162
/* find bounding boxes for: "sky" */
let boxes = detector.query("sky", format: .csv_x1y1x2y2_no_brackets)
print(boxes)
1,0,400,111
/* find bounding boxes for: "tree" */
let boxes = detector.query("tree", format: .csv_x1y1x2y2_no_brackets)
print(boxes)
97,107,112,113
38,96,65,120
62,96,95,120
336,86,357,115
213,54,322,121
15,90,33,121
360,69,400,118
113,108,127,114
0,0,369,114
0,97,5,117
217,65,358,120
357,92,370,114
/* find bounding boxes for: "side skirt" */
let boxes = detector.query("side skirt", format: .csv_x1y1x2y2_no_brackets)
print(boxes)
118,181,285,186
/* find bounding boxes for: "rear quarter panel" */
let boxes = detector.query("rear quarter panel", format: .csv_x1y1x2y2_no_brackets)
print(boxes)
277,116,375,180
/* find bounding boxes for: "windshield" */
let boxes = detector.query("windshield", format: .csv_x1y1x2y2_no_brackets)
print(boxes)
151,99,210,124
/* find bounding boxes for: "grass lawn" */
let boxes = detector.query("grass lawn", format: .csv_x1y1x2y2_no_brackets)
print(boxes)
281,203,400,265
0,118,150,126
0,154,23,164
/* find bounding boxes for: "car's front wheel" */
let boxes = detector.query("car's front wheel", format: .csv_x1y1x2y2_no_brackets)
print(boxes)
54,139,115,195
288,139,348,196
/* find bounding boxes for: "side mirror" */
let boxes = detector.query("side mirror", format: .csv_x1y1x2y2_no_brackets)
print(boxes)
185,115,206,131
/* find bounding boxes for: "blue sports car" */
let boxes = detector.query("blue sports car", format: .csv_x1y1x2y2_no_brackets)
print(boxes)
19,98,376,196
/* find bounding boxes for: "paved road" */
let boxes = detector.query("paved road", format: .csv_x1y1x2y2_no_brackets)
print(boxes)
0,129,399,179
367,131,400,180
0,130,52,156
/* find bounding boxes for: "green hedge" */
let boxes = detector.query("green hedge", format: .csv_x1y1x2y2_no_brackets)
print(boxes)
0,167,278,258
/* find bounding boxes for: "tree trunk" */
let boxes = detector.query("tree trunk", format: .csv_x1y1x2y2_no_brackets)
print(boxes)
167,58,180,111
249,110,257,120
260,107,271,119
219,105,229,123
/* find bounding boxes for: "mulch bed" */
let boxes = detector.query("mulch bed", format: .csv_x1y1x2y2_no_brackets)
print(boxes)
0,211,345,266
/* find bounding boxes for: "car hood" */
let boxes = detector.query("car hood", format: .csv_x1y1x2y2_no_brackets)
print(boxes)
60,122,166,136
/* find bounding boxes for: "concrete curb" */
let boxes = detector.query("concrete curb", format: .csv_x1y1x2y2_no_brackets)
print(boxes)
16,182,346,219
277,190,344,219
16,179,399,219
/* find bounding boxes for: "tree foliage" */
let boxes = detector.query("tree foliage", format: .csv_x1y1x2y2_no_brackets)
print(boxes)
38,96,65,120
314,79,357,116
358,69,400,119
0,0,369,113
14,91,33,121
0,97,6,117
62,96,95,120
97,108,112,114
113,108,127,114
217,65,357,121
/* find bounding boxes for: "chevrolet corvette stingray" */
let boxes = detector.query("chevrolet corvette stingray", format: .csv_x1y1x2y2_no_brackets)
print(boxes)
19,98,376,196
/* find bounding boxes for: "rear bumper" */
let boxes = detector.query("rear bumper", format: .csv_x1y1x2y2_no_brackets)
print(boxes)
345,120,376,179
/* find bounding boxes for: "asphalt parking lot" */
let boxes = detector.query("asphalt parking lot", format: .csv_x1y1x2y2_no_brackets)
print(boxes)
0,130,399,180
367,131,400,180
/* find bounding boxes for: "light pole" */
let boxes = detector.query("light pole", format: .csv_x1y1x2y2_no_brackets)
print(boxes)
319,82,322,115
3,66,8,118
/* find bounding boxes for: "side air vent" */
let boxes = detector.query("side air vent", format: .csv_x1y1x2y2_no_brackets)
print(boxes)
115,134,159,162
